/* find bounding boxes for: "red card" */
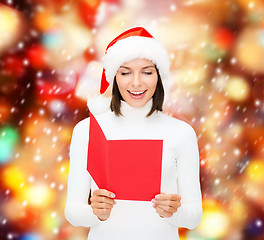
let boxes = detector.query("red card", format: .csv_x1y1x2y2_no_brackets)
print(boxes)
87,113,163,201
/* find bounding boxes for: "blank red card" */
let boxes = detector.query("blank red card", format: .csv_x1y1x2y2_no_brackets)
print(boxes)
87,113,163,201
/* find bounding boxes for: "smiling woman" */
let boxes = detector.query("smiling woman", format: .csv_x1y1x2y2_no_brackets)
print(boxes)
65,27,203,240
111,58,164,116
116,58,158,107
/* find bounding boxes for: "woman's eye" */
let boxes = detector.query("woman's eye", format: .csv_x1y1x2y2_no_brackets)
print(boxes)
121,72,130,75
143,72,153,75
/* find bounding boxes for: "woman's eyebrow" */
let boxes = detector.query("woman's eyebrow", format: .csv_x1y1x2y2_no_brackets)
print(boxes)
119,66,131,69
142,65,155,69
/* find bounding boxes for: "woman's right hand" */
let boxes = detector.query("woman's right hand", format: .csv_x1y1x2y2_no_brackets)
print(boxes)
90,189,116,221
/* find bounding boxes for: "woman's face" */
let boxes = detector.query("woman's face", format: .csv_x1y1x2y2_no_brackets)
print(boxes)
115,58,158,108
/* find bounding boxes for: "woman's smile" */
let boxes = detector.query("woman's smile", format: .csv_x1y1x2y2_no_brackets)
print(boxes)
127,90,147,99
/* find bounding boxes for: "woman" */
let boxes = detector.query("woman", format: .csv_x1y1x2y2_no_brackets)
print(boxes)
65,27,203,240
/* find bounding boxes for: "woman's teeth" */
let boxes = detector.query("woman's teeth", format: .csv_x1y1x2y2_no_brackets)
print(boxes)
128,90,146,95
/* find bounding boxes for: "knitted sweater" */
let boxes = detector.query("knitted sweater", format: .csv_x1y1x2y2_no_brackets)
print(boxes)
65,99,203,240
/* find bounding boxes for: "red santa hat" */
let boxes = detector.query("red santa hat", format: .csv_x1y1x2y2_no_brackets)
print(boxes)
100,26,170,94
88,27,170,114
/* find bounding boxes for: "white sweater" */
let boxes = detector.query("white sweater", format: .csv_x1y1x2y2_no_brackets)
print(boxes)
65,99,203,240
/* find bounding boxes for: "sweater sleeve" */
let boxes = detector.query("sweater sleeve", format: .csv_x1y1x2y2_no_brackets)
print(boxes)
165,123,203,230
64,118,101,227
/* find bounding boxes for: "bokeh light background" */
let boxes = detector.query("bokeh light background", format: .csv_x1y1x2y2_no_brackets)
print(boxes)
0,0,264,239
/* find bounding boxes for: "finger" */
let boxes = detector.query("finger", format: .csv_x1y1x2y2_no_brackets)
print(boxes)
155,206,173,218
93,189,116,198
90,196,116,205
154,203,178,214
91,202,114,210
152,199,181,209
93,208,111,220
155,193,181,201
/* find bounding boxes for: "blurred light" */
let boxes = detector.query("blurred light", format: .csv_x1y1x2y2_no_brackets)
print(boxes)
203,142,241,176
26,45,48,69
173,65,207,87
78,0,102,27
42,211,61,233
229,198,248,224
0,126,19,163
58,161,69,182
60,126,72,142
0,139,13,163
260,30,264,46
244,180,264,204
0,5,22,53
201,42,227,62
186,231,211,240
245,159,264,183
0,100,12,121
235,26,264,73
213,74,230,93
2,165,26,190
247,8,264,24
182,0,235,24
213,27,234,50
237,0,264,10
243,159,264,204
196,199,230,238
42,18,93,68
245,218,264,237
1,198,27,222
42,30,65,49
155,9,209,51
36,69,76,98
34,9,58,31
63,22,93,57
226,76,250,102
23,183,54,207
48,100,66,114
2,55,26,77
20,233,42,240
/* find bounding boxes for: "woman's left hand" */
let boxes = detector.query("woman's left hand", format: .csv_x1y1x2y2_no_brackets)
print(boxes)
151,193,181,218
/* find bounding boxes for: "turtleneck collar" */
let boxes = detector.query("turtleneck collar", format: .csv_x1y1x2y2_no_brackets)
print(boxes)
119,98,158,119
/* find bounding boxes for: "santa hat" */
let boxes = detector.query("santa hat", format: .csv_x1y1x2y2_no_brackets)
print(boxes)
88,27,170,114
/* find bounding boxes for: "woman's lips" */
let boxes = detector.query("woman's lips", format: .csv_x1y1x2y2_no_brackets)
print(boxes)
127,90,147,99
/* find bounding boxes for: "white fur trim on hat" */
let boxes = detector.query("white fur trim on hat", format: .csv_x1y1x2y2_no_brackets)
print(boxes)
103,36,170,84
87,95,111,115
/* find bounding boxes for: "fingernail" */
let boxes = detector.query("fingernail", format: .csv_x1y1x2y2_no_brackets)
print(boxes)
111,193,115,198
151,199,156,204
152,204,156,208
155,195,160,199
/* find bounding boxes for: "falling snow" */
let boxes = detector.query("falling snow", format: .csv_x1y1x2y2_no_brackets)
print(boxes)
0,0,264,239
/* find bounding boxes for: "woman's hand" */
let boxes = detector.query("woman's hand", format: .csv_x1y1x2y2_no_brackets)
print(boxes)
152,193,181,218
90,189,116,221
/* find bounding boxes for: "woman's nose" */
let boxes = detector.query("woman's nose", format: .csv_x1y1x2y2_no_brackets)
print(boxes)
131,73,142,87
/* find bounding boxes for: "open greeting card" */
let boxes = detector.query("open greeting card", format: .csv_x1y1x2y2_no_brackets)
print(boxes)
87,113,163,201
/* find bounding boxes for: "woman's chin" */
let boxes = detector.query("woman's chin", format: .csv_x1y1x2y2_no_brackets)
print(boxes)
126,99,149,108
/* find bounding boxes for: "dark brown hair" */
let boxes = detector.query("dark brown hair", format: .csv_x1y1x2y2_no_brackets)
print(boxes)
110,66,164,117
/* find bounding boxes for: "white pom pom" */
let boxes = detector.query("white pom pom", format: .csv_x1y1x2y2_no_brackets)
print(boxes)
87,95,111,115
